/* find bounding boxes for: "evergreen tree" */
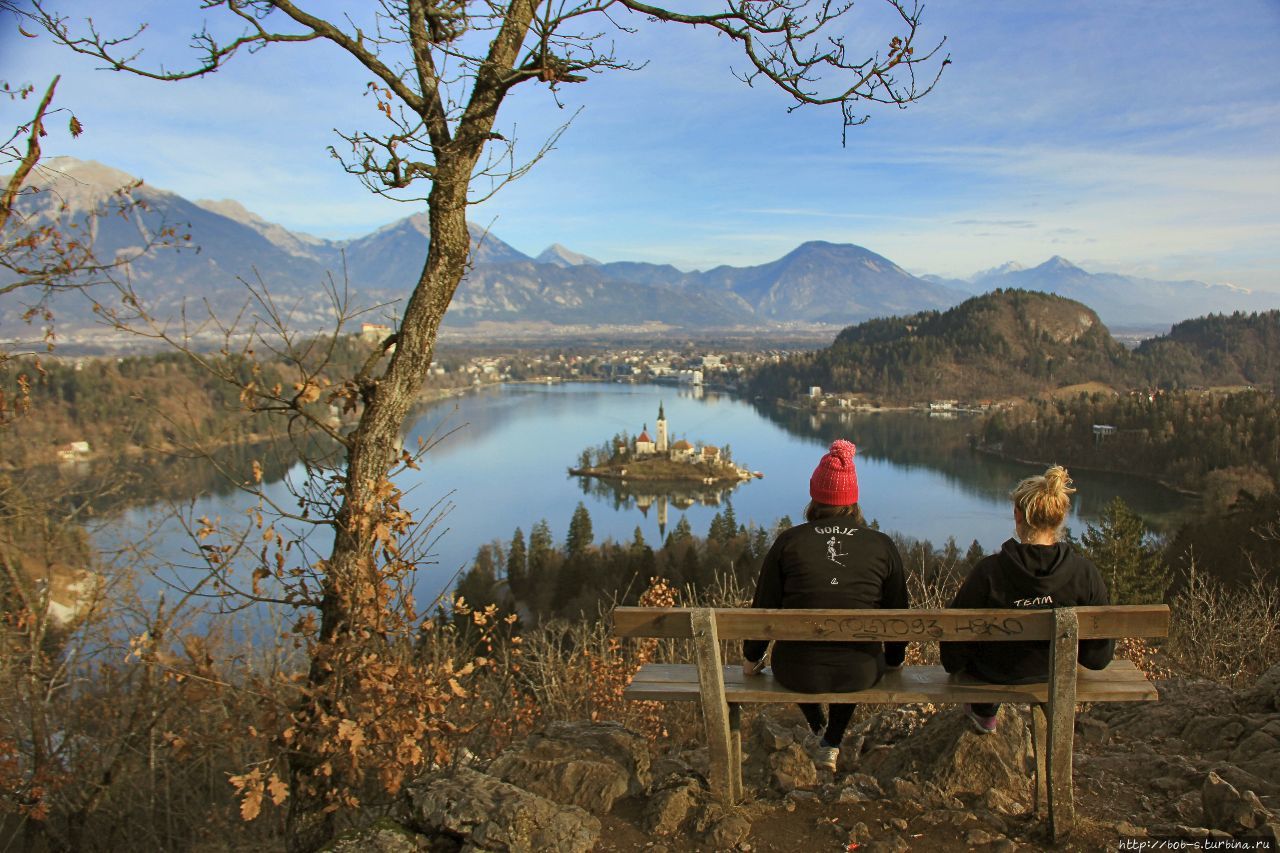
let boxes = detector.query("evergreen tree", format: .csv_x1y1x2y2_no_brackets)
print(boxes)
669,515,693,545
707,511,729,544
723,502,740,535
529,519,555,580
566,502,594,558
1079,497,1170,604
963,539,986,568
506,527,527,595
455,544,499,611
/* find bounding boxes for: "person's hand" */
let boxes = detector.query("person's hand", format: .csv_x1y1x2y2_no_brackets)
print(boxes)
742,659,766,677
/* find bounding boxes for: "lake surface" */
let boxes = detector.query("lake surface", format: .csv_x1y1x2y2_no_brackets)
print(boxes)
101,382,1194,609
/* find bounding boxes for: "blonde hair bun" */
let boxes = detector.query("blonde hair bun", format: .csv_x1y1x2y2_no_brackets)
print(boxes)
1011,464,1076,532
1043,465,1076,497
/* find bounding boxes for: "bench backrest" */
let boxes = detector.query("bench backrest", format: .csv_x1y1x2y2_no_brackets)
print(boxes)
612,605,1170,642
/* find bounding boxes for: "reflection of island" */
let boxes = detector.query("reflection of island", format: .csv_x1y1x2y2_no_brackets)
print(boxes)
569,402,761,535
576,475,744,538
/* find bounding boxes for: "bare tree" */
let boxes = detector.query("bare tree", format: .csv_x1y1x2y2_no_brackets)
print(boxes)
30,1,947,848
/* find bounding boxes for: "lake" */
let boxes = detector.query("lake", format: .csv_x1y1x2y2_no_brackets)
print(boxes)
101,382,1194,609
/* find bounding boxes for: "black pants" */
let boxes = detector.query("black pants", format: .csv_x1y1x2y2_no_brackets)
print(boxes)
771,643,884,748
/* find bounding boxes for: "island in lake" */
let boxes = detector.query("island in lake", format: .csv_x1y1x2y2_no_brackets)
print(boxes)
569,402,762,485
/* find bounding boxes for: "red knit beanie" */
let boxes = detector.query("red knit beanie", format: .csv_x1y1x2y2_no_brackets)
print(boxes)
810,439,859,505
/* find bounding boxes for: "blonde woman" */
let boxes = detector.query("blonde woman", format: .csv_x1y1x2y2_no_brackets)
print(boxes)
941,465,1113,734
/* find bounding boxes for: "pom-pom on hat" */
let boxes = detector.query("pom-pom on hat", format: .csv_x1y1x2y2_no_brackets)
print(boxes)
810,439,859,505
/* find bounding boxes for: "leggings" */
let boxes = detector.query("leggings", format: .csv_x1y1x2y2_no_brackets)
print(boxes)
771,644,884,748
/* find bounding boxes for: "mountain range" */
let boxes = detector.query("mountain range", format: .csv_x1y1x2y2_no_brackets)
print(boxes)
3,158,1276,338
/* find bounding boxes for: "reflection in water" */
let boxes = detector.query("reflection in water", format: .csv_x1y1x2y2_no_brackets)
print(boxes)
753,403,1192,531
93,382,1196,610
575,474,749,538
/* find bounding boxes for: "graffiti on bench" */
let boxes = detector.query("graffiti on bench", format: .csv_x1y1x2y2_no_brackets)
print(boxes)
814,615,1027,640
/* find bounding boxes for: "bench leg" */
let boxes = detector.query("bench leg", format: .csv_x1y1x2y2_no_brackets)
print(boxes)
729,703,743,802
1030,703,1048,818
690,608,737,805
1046,608,1079,839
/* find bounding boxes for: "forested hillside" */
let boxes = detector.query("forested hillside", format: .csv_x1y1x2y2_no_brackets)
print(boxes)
750,290,1128,401
748,295,1280,402
0,339,376,468
1133,311,1280,390
980,390,1280,496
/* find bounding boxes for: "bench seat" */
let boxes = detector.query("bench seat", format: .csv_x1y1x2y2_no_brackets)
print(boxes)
612,604,1168,839
625,659,1157,705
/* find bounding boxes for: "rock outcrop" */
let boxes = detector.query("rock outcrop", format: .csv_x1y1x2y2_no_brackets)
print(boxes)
871,705,1032,802
487,720,650,815
407,767,601,852
323,818,432,852
1202,771,1275,836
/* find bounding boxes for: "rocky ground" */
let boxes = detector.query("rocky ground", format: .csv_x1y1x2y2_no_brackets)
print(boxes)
329,666,1280,852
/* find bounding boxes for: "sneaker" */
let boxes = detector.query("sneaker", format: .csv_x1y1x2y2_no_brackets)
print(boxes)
963,704,998,735
815,745,839,771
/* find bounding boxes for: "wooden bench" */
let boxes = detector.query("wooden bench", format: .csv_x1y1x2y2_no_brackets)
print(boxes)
612,605,1169,839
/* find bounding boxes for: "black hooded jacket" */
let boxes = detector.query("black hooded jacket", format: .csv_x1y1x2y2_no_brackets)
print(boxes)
940,538,1113,684
743,521,908,668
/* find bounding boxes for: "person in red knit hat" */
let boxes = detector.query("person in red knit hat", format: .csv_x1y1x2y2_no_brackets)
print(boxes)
742,439,908,772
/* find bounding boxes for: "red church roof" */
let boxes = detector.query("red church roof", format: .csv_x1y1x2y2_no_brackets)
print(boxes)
637,431,652,443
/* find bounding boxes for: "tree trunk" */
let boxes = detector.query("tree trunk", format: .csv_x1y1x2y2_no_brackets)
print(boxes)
284,162,473,852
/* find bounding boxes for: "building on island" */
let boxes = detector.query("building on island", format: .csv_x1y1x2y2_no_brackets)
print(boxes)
656,402,668,453
636,426,655,455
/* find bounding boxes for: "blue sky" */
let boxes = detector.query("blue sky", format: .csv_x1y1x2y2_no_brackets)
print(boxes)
4,1,1279,290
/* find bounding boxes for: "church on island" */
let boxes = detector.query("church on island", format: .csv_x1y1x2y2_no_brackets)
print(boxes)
629,403,729,466
569,402,762,538
569,402,761,484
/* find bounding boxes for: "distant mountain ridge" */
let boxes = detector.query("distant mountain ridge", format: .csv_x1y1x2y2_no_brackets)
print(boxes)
965,256,1271,327
4,158,1276,338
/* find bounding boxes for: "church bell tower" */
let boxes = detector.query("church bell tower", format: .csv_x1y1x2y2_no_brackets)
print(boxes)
656,402,668,453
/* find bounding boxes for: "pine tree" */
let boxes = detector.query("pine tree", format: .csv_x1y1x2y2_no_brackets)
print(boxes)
529,519,555,580
671,515,693,544
506,527,527,595
1079,497,1170,604
455,544,499,611
707,511,729,544
566,502,594,558
723,503,740,535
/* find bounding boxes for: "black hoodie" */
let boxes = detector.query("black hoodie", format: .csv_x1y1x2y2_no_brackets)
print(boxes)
744,521,908,668
939,538,1113,684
